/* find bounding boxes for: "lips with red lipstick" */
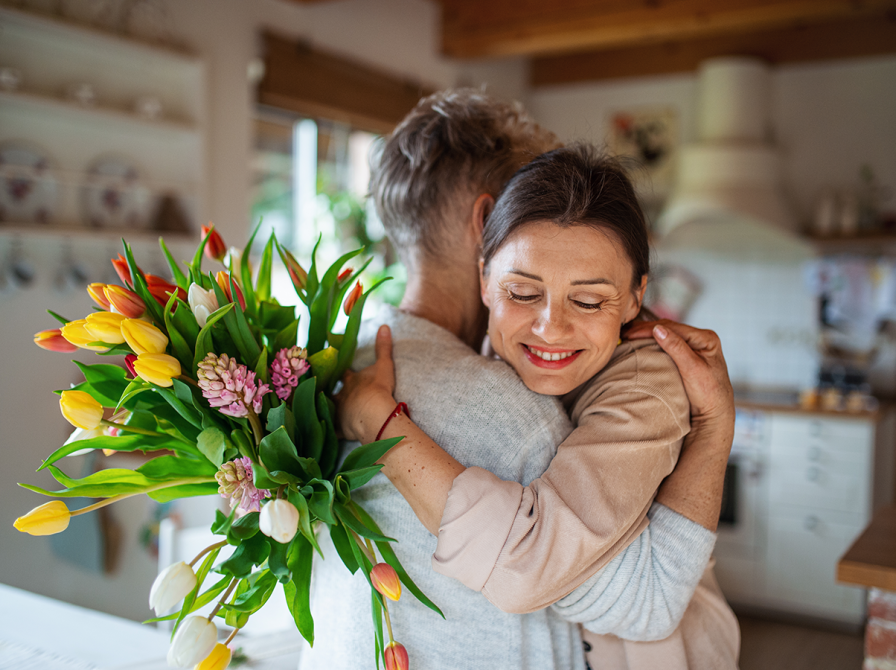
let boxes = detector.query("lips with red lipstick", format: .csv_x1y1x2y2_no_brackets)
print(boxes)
522,344,582,369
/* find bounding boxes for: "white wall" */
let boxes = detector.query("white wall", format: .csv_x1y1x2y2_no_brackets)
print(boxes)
0,0,525,621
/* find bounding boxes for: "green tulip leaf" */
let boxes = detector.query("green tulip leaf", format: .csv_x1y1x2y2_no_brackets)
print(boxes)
144,574,230,623
341,464,385,490
173,547,222,635
284,534,314,645
256,234,275,304
217,532,270,579
328,520,358,574
72,361,130,407
307,479,336,525
197,426,228,467
266,402,295,440
258,426,300,476
226,569,278,613
268,537,292,583
159,237,189,289
227,511,260,544
315,393,340,478
148,481,219,503
338,436,403,474
192,302,235,373
334,502,393,543
287,487,321,557
292,378,321,460
211,508,237,536
333,277,390,390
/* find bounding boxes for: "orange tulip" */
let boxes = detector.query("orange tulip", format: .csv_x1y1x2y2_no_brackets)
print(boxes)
343,281,363,316
337,267,353,284
202,224,227,262
34,328,78,352
105,285,146,318
87,283,111,310
111,253,133,286
384,642,409,670
215,272,246,310
370,563,401,601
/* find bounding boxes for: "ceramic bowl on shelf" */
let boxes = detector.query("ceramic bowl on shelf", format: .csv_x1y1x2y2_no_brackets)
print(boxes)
0,140,59,225
79,155,152,230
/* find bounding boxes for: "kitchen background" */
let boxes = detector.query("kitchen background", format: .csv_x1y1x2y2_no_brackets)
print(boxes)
1,0,895,649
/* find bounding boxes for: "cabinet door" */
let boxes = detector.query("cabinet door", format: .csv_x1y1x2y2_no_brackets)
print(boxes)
765,508,866,622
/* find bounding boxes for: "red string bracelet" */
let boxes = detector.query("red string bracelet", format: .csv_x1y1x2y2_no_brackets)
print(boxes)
375,402,410,442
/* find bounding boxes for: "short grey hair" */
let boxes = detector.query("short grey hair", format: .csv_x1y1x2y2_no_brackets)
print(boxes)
369,88,560,262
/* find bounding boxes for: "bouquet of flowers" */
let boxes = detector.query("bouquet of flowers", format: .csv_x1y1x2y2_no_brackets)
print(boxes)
15,225,439,670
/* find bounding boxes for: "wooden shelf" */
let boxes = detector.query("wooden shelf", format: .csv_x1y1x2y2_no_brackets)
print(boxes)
0,90,198,138
0,4,198,65
807,232,896,255
0,223,194,244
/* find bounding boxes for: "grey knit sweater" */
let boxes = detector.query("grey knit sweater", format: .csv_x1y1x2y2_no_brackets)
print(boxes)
297,307,714,670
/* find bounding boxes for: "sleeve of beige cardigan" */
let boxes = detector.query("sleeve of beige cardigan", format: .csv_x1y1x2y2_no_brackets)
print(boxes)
432,344,691,614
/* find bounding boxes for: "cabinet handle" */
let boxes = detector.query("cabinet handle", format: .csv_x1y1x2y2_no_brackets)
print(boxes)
806,466,820,482
807,446,822,462
804,515,820,532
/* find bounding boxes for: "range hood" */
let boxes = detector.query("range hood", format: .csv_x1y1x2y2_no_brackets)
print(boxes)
655,57,814,263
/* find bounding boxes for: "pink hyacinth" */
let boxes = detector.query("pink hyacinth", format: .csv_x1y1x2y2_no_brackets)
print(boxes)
197,352,271,418
270,346,310,400
215,457,270,512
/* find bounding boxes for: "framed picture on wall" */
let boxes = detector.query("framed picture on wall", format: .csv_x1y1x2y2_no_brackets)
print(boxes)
607,106,678,223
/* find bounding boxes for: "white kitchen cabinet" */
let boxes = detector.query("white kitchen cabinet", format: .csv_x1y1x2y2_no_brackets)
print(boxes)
715,406,895,625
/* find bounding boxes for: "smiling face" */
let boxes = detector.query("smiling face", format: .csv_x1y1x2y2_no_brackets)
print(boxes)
481,220,647,396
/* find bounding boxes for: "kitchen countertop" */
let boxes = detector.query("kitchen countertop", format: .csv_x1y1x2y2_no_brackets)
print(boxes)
734,388,885,419
837,506,896,592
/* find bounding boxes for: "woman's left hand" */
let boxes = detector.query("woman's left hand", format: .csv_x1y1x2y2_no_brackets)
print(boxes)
335,324,400,443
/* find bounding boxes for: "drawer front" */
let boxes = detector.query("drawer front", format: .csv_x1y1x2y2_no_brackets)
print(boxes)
770,415,873,462
768,457,870,514
765,508,867,620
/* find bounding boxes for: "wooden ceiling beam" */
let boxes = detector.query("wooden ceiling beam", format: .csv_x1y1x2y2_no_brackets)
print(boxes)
440,0,896,59
531,14,896,86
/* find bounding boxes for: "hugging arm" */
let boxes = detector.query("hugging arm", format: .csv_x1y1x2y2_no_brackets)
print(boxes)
338,323,734,623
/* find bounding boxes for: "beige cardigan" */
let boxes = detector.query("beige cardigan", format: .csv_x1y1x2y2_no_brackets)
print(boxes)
433,339,740,669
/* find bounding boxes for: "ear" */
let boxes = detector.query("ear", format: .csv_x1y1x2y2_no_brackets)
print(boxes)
479,258,491,308
625,275,648,322
470,193,495,247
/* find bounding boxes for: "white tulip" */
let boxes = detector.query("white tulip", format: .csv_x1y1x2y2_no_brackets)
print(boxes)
149,561,197,616
188,283,219,328
63,425,105,457
259,499,299,544
167,615,217,668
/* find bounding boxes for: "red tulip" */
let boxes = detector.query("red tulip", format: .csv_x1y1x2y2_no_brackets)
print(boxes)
337,267,353,284
384,642,409,670
202,224,227,262
146,274,186,307
370,563,401,601
34,328,79,352
215,272,246,310
124,354,138,377
343,281,363,316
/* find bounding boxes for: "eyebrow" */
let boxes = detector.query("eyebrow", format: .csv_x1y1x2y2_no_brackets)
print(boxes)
506,269,616,287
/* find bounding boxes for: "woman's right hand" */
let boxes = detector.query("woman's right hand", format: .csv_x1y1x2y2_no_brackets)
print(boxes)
335,324,400,443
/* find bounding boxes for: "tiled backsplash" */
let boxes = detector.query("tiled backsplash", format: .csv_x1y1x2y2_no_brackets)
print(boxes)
652,247,820,390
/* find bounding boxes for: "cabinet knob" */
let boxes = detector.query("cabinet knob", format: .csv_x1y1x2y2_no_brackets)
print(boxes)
807,446,822,462
806,466,820,482
804,515,820,532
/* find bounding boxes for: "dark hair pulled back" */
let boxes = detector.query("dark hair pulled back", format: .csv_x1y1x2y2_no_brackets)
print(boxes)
482,144,650,290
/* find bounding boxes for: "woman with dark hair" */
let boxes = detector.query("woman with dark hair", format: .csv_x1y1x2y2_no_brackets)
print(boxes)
338,145,739,669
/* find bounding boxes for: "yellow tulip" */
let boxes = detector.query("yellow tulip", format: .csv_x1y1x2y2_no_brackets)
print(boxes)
133,353,181,387
60,390,104,430
121,319,169,355
85,312,127,345
195,643,232,670
14,500,71,536
60,319,109,351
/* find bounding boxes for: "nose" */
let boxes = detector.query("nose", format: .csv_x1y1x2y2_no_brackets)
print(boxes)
532,299,573,344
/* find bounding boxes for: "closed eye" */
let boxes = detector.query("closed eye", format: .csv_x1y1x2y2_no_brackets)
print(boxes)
574,300,603,310
509,291,539,303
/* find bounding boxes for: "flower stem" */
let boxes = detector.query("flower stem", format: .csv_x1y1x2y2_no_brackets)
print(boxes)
177,375,200,388
99,419,195,447
189,539,227,568
208,579,238,621
69,477,216,518
363,537,395,645
247,411,264,447
224,627,240,646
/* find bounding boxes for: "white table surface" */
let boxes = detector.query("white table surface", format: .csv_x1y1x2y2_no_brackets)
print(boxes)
0,583,304,670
